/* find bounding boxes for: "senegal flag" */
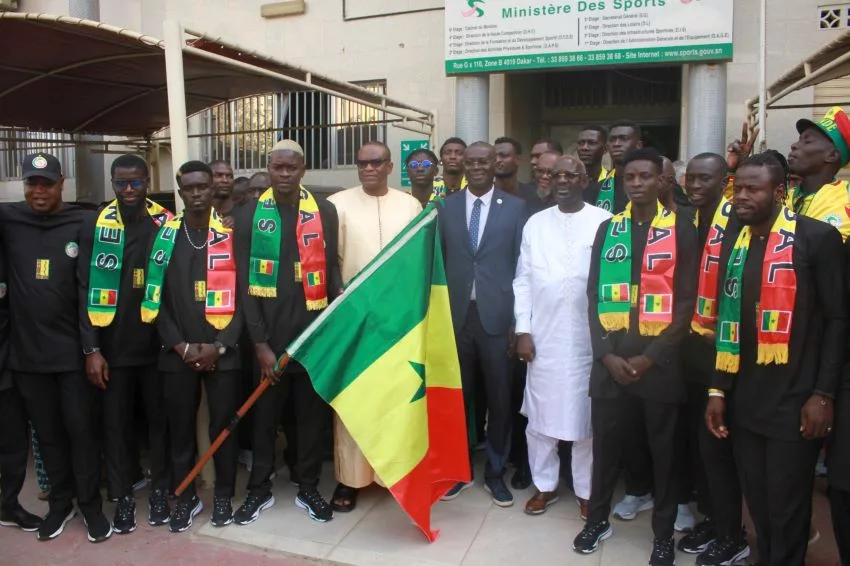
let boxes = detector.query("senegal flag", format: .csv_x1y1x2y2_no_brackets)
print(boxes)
285,206,469,542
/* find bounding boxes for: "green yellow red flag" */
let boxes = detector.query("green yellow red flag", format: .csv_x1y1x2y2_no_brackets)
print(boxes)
285,205,469,542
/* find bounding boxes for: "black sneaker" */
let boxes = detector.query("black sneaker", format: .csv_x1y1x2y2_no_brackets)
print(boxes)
148,489,171,526
37,507,76,541
649,537,675,566
441,481,473,501
679,518,717,554
112,496,136,534
211,495,233,527
169,497,203,533
483,477,514,507
83,511,113,543
0,505,43,531
234,493,275,526
696,536,751,566
295,489,333,523
572,520,612,554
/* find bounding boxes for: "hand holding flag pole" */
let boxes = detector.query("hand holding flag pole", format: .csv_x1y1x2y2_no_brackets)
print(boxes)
174,353,291,497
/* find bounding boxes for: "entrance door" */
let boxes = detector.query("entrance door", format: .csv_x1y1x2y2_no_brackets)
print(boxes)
549,121,681,163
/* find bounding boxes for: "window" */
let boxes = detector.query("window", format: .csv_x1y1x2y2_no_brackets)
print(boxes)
819,4,850,29
200,80,387,172
0,128,75,181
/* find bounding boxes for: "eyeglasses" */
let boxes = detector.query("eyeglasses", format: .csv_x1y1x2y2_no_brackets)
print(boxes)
356,159,387,170
552,172,583,181
534,167,555,178
406,160,434,169
112,179,146,190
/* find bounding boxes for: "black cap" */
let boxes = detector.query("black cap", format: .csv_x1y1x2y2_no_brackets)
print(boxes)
22,152,62,182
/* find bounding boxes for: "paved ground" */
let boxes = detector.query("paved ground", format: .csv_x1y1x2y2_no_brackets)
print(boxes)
1,459,841,565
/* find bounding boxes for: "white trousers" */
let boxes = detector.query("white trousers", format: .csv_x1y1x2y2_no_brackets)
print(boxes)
526,428,593,500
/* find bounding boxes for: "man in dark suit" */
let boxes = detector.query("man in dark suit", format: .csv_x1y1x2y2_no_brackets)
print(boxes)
438,141,529,507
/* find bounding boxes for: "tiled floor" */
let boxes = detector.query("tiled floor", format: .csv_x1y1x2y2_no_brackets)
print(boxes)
2,458,841,566
197,462,842,566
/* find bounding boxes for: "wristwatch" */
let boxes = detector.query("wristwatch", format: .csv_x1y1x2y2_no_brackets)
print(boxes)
83,347,101,356
214,341,227,356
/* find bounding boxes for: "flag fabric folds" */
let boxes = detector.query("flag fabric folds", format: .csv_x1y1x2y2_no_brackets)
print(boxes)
285,206,470,542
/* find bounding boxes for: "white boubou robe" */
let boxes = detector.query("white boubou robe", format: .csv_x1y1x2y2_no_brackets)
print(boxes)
513,203,613,441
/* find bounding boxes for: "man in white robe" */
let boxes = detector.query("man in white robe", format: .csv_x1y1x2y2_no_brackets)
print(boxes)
326,141,422,512
514,156,612,518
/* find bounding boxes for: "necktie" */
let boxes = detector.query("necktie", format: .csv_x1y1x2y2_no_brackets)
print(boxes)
469,198,482,253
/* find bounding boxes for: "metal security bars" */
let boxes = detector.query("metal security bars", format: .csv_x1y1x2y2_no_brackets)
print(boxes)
0,128,76,181
200,80,387,173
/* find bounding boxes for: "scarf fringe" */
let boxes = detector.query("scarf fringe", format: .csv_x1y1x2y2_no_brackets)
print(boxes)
206,314,233,331
599,312,629,333
89,311,116,328
715,352,740,373
140,306,158,324
306,297,328,311
757,344,789,365
249,285,278,298
638,320,670,337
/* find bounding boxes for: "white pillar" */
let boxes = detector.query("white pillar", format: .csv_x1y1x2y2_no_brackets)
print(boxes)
455,75,489,144
70,0,105,203
757,0,767,149
163,20,189,213
686,63,727,158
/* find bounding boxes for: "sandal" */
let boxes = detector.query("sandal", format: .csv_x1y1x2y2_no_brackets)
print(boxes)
331,483,358,513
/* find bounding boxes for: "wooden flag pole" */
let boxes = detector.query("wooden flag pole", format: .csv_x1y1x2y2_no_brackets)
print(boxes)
174,353,291,497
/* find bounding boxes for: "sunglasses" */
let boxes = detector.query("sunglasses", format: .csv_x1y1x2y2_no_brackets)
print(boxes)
406,160,434,169
356,159,387,170
552,171,583,181
112,179,146,190
534,167,555,178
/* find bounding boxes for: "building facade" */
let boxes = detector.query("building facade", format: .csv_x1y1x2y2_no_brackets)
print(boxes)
2,0,848,198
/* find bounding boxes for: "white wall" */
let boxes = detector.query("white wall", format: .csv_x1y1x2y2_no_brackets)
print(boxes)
18,0,846,182
95,0,455,190
726,0,846,157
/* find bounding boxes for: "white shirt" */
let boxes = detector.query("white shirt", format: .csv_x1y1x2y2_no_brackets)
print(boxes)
466,186,494,300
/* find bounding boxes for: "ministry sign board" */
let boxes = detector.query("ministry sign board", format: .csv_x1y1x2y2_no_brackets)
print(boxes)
445,0,733,75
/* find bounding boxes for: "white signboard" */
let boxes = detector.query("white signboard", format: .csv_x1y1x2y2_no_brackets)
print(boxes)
445,0,734,74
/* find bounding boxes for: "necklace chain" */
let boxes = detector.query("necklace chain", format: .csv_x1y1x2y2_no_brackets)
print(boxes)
182,221,208,250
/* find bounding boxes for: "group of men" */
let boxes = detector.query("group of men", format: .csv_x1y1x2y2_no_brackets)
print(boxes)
406,111,850,566
0,138,422,542
1,106,850,566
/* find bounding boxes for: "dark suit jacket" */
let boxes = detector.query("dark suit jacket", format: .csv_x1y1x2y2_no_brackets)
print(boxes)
439,188,529,336
712,215,847,440
587,209,699,403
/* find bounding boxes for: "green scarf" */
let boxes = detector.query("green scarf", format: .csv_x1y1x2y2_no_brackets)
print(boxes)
141,210,237,330
715,207,798,372
596,170,616,212
88,199,173,327
248,186,328,310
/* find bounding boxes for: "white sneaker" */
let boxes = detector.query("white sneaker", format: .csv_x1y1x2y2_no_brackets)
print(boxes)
612,493,654,521
674,503,696,532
